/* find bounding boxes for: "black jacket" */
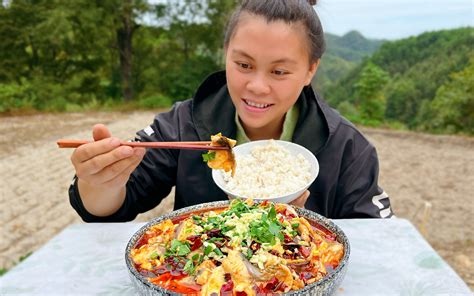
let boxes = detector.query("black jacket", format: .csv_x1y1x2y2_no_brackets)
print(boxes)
70,71,392,222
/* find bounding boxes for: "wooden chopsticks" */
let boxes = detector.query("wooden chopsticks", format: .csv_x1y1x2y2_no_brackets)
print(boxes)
56,139,228,150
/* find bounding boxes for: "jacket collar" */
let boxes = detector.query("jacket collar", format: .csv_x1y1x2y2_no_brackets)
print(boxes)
192,71,237,141
192,71,340,154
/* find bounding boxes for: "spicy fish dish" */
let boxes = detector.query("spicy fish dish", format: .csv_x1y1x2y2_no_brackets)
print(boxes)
127,199,348,295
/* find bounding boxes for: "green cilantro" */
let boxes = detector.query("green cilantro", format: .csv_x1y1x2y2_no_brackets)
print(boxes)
249,205,284,245
183,259,195,275
268,221,281,236
202,151,216,162
246,248,253,260
224,199,256,217
268,206,277,220
165,239,191,257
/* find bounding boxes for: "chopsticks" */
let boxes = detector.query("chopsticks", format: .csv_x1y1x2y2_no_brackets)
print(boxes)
56,139,229,151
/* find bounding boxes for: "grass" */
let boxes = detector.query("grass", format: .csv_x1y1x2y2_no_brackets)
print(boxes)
0,251,33,277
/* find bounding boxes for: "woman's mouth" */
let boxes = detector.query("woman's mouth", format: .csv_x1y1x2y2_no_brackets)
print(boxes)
242,99,273,112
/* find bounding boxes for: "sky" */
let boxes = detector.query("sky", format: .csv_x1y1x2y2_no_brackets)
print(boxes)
316,0,473,40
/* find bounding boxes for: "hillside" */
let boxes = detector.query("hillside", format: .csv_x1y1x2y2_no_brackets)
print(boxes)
314,31,385,91
326,30,385,62
324,27,474,134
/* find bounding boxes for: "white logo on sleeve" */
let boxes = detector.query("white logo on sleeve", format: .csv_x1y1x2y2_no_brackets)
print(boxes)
372,191,391,218
144,125,154,136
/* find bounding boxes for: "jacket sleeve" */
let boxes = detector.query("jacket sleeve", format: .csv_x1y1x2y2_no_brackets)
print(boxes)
335,140,393,219
69,102,187,222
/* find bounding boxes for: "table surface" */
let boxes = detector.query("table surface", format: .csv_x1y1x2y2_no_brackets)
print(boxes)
0,218,471,295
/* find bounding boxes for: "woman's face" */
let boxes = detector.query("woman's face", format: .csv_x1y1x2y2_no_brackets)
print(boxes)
225,14,318,136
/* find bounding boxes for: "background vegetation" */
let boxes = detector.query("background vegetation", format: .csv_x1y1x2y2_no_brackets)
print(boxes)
0,0,472,135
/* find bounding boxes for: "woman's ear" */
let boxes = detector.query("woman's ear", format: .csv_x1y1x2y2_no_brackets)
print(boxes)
304,59,320,86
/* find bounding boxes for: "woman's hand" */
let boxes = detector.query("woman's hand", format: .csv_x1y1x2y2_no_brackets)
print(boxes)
289,190,310,208
71,124,146,188
70,124,146,216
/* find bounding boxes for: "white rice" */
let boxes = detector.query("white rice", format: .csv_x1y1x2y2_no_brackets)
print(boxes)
222,140,312,199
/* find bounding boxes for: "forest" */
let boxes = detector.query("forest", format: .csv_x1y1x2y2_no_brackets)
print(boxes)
0,0,472,135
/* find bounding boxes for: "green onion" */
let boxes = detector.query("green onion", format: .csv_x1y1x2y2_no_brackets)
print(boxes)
202,152,216,162
204,245,213,256
214,248,223,256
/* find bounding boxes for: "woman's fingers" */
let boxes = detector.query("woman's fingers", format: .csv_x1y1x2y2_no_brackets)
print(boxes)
70,123,145,187
92,124,112,141
72,124,116,164
88,148,146,185
102,149,146,187
77,144,135,175
289,190,310,208
72,137,122,164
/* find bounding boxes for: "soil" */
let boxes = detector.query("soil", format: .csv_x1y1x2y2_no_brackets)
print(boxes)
0,111,472,289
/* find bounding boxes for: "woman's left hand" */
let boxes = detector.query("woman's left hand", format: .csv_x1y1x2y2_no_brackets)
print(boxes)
289,190,310,208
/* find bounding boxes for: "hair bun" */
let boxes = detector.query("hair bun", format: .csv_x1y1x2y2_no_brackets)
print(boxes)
307,0,317,5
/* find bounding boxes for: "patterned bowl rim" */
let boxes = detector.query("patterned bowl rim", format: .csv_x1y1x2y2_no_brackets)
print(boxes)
125,200,351,295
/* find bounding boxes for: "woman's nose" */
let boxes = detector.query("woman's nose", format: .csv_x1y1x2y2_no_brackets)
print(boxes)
246,73,271,95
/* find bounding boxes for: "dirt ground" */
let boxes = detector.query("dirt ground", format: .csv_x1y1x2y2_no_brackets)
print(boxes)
0,111,472,289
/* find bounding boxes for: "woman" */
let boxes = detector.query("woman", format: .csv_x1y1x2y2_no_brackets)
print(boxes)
68,0,392,222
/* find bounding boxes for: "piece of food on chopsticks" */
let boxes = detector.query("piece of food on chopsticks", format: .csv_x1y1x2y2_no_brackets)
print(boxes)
129,199,345,295
202,133,237,176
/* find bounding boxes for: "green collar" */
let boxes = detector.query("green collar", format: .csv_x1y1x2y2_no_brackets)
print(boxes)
235,103,300,144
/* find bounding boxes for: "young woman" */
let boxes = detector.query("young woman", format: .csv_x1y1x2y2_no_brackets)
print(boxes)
69,0,392,222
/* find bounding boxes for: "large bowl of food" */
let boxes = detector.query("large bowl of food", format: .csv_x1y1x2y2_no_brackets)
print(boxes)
125,199,350,296
211,140,319,204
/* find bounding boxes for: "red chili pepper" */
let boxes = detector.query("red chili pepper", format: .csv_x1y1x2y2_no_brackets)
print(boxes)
187,235,203,251
299,246,311,258
264,276,279,291
220,279,234,294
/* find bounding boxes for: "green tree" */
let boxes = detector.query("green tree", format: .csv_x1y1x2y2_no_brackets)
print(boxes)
385,77,421,125
353,62,389,122
419,58,474,134
148,0,237,101
92,0,150,102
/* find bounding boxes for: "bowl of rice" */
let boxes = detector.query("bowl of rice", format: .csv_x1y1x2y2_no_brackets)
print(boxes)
212,140,319,203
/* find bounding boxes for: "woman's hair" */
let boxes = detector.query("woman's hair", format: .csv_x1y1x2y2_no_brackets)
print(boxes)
224,0,325,63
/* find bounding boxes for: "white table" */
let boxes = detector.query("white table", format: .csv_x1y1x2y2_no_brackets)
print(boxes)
0,218,471,295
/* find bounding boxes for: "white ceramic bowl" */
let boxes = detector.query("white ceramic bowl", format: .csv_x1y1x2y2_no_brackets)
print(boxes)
212,140,319,204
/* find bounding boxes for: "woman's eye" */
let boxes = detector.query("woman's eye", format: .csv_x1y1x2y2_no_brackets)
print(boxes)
272,69,287,76
236,62,252,70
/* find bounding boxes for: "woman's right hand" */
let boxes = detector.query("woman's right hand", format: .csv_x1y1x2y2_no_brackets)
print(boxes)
70,124,146,217
71,124,146,188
